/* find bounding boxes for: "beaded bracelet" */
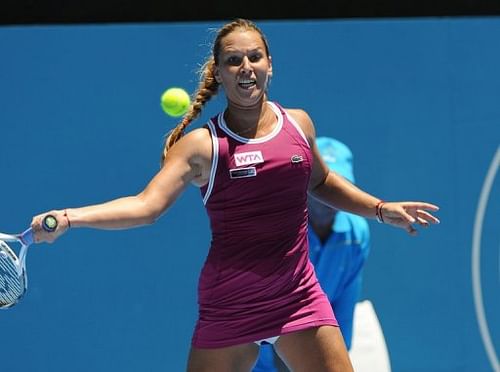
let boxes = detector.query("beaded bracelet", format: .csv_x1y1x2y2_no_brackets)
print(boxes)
375,201,385,224
64,209,72,228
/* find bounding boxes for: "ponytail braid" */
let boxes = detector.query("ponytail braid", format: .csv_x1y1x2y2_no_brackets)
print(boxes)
161,58,219,166
160,19,270,166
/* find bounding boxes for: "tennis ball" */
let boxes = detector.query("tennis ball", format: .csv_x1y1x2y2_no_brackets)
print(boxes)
160,87,190,117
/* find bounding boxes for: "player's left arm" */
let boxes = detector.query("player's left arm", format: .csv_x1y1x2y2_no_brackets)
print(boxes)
287,109,381,218
287,109,440,234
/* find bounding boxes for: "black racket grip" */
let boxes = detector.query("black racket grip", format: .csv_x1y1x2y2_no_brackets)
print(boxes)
42,215,58,232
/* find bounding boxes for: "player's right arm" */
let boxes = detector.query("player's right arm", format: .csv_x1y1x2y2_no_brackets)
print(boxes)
32,128,213,242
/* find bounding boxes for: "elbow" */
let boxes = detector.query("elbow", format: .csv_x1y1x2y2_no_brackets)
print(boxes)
308,183,322,197
135,194,163,226
142,215,157,226
143,209,162,225
309,174,329,196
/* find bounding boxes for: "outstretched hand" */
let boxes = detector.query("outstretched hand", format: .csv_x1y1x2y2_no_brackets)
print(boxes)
31,210,70,243
380,202,440,235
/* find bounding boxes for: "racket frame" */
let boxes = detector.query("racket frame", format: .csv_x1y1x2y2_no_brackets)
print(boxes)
0,229,32,309
0,215,57,308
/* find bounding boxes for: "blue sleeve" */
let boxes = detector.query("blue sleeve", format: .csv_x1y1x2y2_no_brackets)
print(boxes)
331,271,362,349
358,216,371,260
331,214,371,349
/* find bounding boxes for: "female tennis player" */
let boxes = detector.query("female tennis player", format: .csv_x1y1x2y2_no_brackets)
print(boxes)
32,19,440,372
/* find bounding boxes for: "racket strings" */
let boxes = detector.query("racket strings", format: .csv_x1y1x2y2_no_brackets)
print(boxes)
0,249,24,306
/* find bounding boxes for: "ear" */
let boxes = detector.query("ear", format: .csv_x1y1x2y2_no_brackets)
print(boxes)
213,66,222,84
267,55,273,78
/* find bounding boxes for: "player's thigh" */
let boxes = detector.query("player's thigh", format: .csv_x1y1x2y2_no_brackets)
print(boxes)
187,342,260,372
274,325,353,372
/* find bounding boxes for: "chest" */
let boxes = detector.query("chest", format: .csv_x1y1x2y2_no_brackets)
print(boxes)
219,137,311,188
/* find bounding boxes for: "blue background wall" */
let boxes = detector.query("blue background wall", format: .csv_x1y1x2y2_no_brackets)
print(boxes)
1,18,498,371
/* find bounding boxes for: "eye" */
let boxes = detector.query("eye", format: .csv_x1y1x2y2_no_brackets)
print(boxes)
226,55,242,66
249,53,263,63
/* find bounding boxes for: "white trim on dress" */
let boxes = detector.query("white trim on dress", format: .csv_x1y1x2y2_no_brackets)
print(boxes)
202,119,219,205
282,109,310,148
218,101,283,144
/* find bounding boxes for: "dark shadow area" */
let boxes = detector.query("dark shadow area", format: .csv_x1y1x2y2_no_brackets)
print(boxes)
2,0,500,26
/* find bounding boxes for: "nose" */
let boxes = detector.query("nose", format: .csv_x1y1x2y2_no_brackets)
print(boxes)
240,56,252,74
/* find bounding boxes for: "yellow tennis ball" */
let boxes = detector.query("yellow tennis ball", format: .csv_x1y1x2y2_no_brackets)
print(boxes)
160,87,190,117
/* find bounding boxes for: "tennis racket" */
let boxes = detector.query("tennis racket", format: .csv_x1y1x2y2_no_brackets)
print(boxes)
0,215,58,309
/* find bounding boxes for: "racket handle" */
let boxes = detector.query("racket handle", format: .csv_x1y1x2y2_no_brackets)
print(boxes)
21,229,34,246
18,215,58,246
42,215,58,232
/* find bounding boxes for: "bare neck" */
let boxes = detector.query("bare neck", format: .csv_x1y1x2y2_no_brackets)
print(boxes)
224,99,273,136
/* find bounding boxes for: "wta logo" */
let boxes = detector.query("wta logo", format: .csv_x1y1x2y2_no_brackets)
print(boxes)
472,146,499,372
234,151,264,167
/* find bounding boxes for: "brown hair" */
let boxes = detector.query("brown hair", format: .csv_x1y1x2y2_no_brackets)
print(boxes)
160,19,270,165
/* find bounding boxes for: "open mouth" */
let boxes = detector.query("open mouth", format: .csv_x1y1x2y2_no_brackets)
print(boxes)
238,79,256,89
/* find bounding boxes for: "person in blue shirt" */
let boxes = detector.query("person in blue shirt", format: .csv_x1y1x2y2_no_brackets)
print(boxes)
253,137,370,371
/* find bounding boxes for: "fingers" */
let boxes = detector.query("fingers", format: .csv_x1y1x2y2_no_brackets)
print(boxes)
407,208,440,234
31,215,46,243
398,202,441,226
401,201,440,211
31,210,66,244
382,202,440,236
398,208,417,225
415,216,430,227
406,224,418,236
416,209,440,225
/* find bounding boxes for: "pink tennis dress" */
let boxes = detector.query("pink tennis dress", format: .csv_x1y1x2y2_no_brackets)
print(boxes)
192,101,337,348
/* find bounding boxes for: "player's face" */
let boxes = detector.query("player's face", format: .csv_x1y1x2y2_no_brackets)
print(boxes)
215,30,272,107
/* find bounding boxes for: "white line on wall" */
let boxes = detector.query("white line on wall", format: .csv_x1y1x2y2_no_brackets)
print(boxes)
472,145,500,372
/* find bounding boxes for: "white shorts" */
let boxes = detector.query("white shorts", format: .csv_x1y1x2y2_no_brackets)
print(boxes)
254,336,280,346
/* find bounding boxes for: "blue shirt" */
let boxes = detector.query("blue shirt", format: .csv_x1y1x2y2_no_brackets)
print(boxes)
253,212,370,372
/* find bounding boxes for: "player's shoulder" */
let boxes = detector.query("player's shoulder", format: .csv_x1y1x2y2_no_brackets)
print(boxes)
283,107,312,124
165,126,213,186
177,126,211,149
281,106,315,142
167,126,212,164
